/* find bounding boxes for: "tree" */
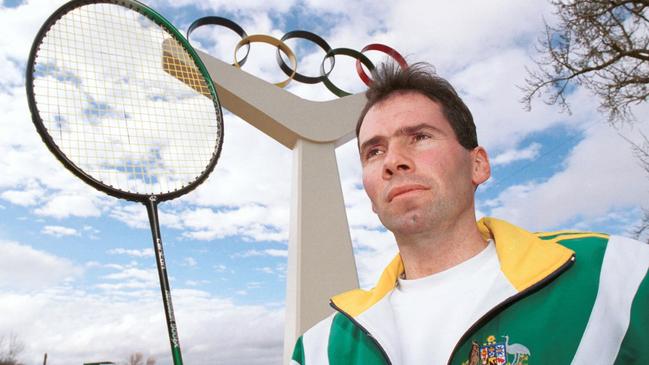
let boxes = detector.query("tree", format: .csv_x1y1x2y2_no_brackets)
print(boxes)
0,334,24,365
630,133,649,242
522,0,649,124
524,0,649,243
125,353,155,365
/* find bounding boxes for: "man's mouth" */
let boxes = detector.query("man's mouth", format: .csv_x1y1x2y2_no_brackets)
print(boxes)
387,184,428,202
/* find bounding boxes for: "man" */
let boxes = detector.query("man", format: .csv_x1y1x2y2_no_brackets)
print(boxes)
291,62,649,365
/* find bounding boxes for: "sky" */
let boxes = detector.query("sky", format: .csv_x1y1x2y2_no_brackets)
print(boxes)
1,0,648,364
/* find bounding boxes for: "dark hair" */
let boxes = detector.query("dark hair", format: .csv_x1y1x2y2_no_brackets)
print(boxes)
356,62,478,150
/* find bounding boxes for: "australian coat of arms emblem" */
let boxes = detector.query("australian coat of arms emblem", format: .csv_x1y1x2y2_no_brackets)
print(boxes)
464,335,531,365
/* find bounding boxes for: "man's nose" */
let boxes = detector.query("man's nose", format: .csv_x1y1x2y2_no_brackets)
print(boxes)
382,145,413,179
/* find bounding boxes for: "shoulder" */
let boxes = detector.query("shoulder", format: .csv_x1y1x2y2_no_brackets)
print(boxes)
293,311,387,365
537,231,648,281
561,235,649,364
538,231,648,267
297,312,364,353
291,313,337,365
304,312,338,343
535,230,609,248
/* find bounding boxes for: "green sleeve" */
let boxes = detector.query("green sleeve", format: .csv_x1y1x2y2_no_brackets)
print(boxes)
614,271,649,365
292,336,305,364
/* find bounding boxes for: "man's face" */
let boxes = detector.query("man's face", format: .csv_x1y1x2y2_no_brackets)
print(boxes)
358,91,489,235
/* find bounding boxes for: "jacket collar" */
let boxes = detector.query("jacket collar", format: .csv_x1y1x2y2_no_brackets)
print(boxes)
331,217,575,318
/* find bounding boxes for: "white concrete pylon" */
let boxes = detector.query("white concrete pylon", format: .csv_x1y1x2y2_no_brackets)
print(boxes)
163,39,363,363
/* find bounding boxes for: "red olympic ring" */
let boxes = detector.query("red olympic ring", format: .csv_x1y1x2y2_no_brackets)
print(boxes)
356,43,408,86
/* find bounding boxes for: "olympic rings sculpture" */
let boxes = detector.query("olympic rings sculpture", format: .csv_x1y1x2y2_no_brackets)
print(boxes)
186,16,408,97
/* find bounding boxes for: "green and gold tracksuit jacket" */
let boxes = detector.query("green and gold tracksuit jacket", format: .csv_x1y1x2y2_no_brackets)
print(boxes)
291,217,649,365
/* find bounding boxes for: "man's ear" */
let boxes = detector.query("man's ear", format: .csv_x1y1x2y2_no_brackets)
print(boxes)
471,146,491,186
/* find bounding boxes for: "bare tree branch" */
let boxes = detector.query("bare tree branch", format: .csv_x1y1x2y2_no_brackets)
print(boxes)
0,333,24,365
522,0,649,124
619,132,649,243
525,1,649,241
123,352,155,365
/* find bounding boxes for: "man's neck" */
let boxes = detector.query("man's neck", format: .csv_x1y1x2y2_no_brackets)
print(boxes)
394,215,487,280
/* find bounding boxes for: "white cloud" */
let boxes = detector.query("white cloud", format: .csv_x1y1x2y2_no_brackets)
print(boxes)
85,261,101,268
452,48,585,151
489,123,649,231
109,203,184,230
0,1,67,87
253,262,287,277
41,225,79,238
181,204,288,242
185,279,210,287
0,180,45,206
354,245,399,290
33,194,105,219
107,248,154,258
349,227,398,289
156,0,296,13
0,240,81,290
81,225,101,240
387,0,552,74
101,266,157,283
180,115,292,206
264,249,288,257
0,90,80,190
234,249,288,258
182,257,198,267
0,288,283,365
96,264,159,294
213,264,228,273
0,1,97,221
257,267,274,274
491,143,542,166
100,119,291,243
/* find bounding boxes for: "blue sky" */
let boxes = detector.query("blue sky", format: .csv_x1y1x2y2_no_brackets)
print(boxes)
1,0,648,364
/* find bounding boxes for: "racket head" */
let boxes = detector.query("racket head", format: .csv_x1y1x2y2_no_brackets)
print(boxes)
26,0,224,203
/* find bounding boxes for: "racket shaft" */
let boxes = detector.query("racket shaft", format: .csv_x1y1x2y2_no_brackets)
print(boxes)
145,197,183,365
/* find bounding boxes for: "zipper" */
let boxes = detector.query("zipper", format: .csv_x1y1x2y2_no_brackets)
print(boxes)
329,300,393,365
445,254,576,365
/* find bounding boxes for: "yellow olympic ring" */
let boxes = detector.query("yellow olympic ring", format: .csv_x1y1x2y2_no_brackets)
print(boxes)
234,34,298,88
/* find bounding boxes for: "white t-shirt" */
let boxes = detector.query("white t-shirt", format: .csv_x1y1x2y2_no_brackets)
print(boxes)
389,241,516,364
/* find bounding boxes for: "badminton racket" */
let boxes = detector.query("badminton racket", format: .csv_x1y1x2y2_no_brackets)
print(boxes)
26,1,224,364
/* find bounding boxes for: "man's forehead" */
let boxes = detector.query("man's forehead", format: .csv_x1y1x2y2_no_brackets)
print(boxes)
358,92,447,142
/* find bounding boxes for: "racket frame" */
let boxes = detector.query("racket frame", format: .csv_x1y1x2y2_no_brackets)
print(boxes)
26,0,223,203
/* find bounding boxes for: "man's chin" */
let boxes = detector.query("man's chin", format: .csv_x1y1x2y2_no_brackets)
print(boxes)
380,211,434,236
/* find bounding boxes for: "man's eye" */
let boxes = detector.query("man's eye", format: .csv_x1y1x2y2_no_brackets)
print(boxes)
414,133,431,141
365,148,383,159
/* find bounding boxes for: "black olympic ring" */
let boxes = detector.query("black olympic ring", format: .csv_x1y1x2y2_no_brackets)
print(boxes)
187,16,250,67
321,48,375,97
186,17,408,97
277,30,334,84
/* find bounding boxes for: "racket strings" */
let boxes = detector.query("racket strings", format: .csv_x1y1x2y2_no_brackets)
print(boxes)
32,3,221,196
